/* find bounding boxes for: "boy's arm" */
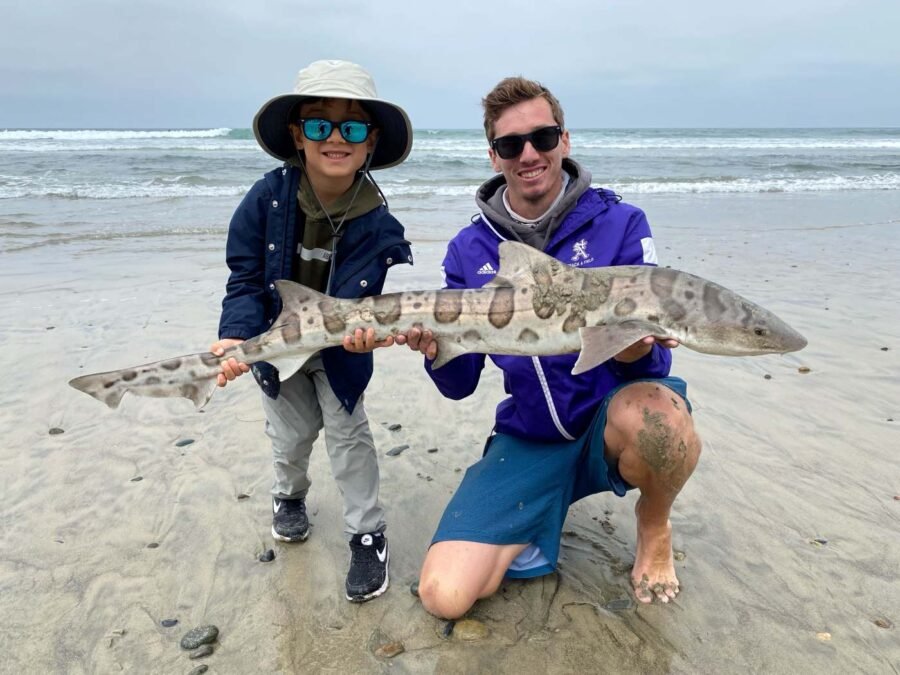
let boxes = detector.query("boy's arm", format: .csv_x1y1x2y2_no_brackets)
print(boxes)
609,208,673,380
218,182,269,341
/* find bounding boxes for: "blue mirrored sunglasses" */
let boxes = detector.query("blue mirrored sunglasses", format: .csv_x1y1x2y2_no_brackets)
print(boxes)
298,118,375,143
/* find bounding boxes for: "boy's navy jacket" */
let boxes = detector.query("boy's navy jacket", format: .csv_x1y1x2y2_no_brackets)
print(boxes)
219,164,412,412
424,186,671,443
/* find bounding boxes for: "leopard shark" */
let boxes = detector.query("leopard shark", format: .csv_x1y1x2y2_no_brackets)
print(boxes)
69,241,807,410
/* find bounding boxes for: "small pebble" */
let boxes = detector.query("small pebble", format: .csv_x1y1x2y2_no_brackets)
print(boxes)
874,618,893,629
374,641,405,658
887,418,894,423
763,374,772,380
441,620,456,639
453,619,490,641
816,632,831,641
798,366,811,374
808,538,828,546
189,644,214,659
189,666,208,675
180,625,219,650
410,580,419,597
259,549,276,563
894,495,900,501
49,427,65,435
881,347,889,351
175,438,194,447
146,542,159,549
386,445,409,457
237,493,250,500
46,326,55,330
130,476,143,482
161,618,178,628
674,550,686,561
387,423,402,431
426,447,439,453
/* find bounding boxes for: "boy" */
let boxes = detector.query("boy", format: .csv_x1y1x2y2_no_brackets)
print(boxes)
211,60,413,602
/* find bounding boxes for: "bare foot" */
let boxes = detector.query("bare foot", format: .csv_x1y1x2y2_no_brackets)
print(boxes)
630,501,680,604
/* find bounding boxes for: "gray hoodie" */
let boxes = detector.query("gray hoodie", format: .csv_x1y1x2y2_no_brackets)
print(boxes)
476,158,593,250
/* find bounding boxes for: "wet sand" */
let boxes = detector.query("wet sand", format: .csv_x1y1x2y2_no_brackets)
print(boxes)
1,193,898,673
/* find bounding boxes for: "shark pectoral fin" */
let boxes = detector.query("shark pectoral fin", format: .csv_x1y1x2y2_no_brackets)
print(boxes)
572,322,661,375
189,377,219,410
430,340,469,370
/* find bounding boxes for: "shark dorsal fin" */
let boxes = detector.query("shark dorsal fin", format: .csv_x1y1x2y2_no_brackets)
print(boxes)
495,241,572,286
273,280,329,323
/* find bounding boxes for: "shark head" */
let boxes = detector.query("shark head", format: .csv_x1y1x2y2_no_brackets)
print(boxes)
688,290,808,356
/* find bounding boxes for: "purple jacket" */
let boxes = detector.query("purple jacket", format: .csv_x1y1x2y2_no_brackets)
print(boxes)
425,185,671,442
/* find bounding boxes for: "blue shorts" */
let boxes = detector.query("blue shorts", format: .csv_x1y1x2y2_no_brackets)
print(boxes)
431,377,690,578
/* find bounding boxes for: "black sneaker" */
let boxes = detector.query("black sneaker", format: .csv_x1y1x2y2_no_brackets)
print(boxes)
345,532,389,602
271,497,309,542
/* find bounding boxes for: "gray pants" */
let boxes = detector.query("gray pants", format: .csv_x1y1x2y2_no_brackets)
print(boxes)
261,354,385,536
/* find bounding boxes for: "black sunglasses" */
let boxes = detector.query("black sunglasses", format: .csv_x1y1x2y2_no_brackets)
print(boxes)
490,125,562,159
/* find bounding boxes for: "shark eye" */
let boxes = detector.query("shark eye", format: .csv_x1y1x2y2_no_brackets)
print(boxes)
754,327,768,336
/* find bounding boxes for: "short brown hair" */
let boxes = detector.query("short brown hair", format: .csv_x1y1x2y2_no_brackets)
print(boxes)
482,77,565,141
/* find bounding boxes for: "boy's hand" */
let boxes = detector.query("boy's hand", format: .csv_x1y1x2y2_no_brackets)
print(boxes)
342,327,396,353
395,327,439,361
210,338,249,387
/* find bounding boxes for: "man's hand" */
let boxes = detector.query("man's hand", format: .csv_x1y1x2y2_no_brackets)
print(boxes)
395,327,439,361
613,336,679,363
210,338,249,387
342,327,397,353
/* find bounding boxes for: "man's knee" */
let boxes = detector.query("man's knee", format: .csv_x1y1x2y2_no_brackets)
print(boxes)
607,383,700,477
418,570,480,620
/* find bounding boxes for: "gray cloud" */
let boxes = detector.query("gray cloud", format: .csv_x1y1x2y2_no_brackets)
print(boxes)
1,0,898,128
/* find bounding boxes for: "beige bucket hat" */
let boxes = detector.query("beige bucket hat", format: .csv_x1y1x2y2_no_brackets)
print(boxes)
253,60,413,170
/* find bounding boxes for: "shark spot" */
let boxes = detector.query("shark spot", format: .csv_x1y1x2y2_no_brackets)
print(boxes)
200,353,220,367
614,298,637,316
650,267,677,298
320,300,347,334
518,328,539,343
121,370,138,381
242,340,263,355
413,302,422,309
488,287,516,328
161,359,182,371
104,380,116,389
703,284,727,320
373,294,402,324
662,299,687,322
411,290,425,296
684,290,695,300
463,329,482,342
280,325,302,343
647,315,660,323
145,376,161,385
181,384,198,400
307,317,315,325
563,312,586,333
434,292,463,324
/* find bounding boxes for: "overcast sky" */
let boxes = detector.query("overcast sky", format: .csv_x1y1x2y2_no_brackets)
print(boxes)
1,0,898,129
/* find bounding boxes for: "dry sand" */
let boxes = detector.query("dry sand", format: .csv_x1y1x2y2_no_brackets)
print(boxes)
1,193,898,673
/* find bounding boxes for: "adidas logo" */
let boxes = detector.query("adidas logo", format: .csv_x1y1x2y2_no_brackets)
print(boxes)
476,262,496,275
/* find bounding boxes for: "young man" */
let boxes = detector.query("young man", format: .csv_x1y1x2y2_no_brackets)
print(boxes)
402,77,701,618
211,60,413,602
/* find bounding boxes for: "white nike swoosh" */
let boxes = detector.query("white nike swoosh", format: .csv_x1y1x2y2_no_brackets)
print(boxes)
273,501,282,514
376,545,388,563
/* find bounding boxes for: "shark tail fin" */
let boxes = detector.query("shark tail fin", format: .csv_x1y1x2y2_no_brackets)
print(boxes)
69,372,128,409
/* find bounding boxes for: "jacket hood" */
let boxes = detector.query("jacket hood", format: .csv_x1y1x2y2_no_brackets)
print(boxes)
475,158,593,250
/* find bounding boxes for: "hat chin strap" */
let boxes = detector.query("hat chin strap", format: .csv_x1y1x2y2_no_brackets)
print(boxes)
293,137,388,294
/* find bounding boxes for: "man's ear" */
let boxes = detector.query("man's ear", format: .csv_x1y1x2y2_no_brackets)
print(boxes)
289,124,305,152
489,147,501,173
560,129,571,158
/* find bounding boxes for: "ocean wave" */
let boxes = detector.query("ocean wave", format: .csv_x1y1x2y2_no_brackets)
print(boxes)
0,128,233,141
606,174,900,194
0,183,248,200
